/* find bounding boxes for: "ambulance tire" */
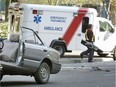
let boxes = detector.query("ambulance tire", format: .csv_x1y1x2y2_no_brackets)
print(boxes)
113,46,116,61
0,40,4,51
52,44,65,57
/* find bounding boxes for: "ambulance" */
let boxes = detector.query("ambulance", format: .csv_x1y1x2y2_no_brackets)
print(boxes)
8,3,116,60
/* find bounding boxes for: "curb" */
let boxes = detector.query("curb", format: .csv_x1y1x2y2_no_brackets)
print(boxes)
59,57,113,64
61,61,115,70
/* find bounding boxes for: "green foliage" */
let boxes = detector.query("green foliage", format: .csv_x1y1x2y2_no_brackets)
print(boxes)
0,22,8,38
18,0,102,5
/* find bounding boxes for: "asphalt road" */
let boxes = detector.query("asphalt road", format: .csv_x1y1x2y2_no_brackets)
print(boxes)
0,57,115,87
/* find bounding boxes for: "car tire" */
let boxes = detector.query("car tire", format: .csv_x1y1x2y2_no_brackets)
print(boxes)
34,62,50,84
53,44,65,57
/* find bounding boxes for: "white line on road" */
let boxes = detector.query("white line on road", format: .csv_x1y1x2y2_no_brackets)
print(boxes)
102,74,116,77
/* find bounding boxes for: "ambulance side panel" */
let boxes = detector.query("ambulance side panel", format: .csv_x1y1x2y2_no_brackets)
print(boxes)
20,5,100,52
22,7,39,30
38,8,97,51
39,10,77,50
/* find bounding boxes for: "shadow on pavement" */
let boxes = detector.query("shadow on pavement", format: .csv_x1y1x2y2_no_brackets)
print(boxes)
0,81,36,86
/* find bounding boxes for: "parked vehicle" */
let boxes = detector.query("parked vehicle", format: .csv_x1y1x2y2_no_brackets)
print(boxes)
0,27,61,84
8,3,116,60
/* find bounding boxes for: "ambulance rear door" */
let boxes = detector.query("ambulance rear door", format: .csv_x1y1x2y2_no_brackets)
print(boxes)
21,5,40,33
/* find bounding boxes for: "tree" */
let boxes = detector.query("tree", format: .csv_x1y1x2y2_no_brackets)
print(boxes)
110,0,116,25
2,0,116,25
5,0,10,21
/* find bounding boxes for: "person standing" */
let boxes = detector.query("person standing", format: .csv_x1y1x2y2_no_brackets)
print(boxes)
80,24,95,62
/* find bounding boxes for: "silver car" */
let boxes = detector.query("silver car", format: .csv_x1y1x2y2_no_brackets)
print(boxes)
0,27,61,84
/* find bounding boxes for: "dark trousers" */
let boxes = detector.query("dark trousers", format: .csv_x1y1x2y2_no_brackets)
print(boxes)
80,47,94,62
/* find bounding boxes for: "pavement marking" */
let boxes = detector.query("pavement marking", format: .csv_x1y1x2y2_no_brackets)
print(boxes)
102,74,116,77
61,66,93,70
61,67,77,70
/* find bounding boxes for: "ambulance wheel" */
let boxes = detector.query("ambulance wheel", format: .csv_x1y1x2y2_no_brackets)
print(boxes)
113,46,116,61
0,40,4,51
52,45,65,57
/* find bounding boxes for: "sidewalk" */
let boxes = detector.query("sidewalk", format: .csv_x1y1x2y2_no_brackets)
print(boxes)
59,51,115,70
60,50,113,64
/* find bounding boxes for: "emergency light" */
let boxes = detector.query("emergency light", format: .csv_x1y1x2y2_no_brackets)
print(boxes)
33,10,38,14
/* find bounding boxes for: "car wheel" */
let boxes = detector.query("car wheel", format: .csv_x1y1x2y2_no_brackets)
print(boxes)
34,62,50,84
53,45,65,57
113,46,116,61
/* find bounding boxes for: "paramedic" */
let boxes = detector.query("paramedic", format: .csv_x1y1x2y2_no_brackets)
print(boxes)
80,24,95,62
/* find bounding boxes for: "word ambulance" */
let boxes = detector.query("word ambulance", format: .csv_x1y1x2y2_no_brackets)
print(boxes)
9,3,116,60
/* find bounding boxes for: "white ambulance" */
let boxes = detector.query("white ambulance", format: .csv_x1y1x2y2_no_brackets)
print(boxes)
8,3,116,60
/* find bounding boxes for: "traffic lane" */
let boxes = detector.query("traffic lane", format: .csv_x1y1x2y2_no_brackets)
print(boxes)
0,76,35,87
1,65,115,87
50,68,115,87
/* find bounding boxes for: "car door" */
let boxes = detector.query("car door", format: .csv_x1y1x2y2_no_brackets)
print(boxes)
23,43,48,61
21,27,48,71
